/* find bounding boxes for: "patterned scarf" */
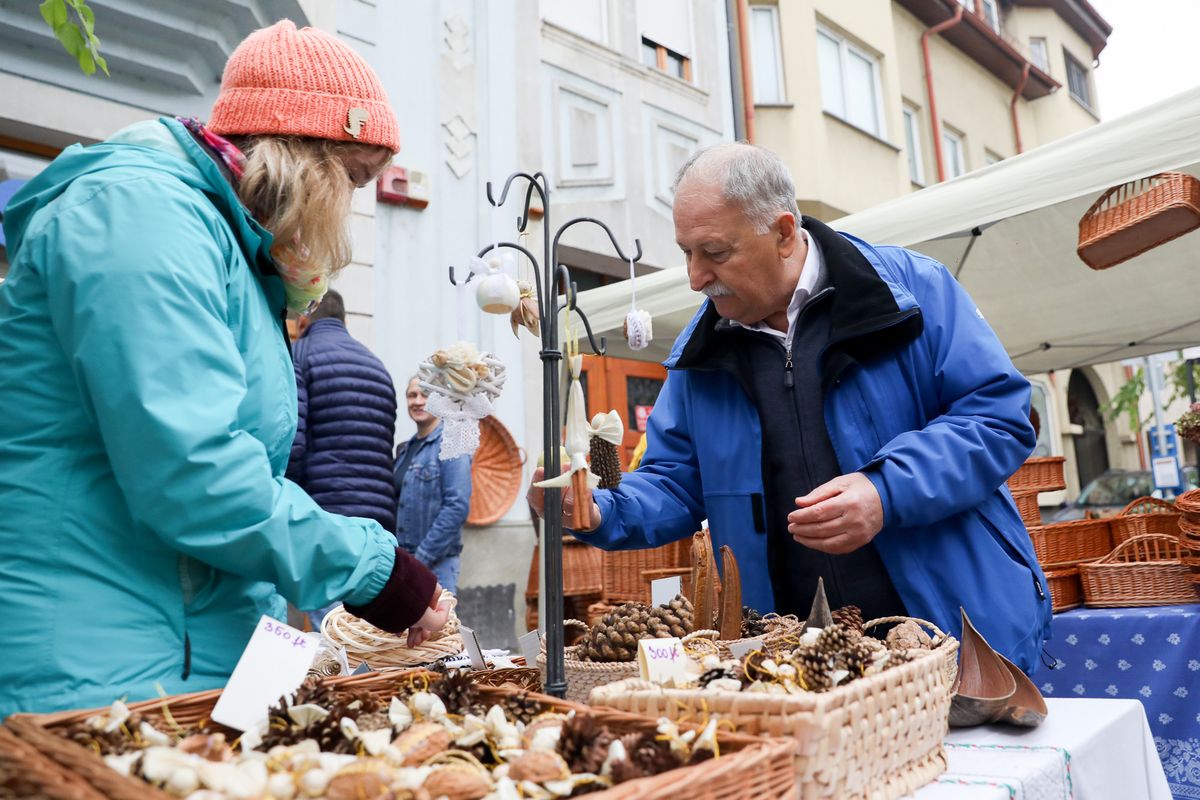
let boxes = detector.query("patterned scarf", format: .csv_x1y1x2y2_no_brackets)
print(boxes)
176,117,324,313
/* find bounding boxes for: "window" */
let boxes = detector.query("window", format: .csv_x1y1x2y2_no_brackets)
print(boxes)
749,5,785,104
1065,51,1092,109
642,37,691,80
1029,381,1053,457
980,0,1000,32
1029,37,1049,73
817,26,885,137
942,127,966,179
902,104,925,185
541,0,607,44
984,149,1003,166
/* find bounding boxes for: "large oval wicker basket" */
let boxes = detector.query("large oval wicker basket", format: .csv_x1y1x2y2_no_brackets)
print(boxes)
1026,518,1113,564
1077,172,1200,270
466,415,523,526
1080,533,1199,607
1008,456,1066,493
1110,496,1181,545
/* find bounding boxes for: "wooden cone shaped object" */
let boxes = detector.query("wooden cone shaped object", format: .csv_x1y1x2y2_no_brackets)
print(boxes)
949,608,1017,727
690,530,719,630
716,545,743,641
805,576,834,631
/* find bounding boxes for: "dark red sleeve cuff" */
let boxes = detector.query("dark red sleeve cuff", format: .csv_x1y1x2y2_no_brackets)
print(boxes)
345,548,439,634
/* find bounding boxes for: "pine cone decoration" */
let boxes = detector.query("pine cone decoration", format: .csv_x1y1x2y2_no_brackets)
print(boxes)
814,623,854,657
504,692,544,725
831,606,864,638
580,602,669,662
740,607,767,639
558,715,616,776
589,437,622,489
795,650,833,692
698,667,738,688
431,669,479,716
610,732,681,784
650,594,694,638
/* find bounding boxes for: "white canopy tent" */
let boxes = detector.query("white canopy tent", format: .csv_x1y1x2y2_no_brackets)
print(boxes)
576,87,1200,372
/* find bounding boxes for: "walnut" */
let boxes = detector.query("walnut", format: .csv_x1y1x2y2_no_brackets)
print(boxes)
421,767,491,800
507,751,570,784
391,722,451,767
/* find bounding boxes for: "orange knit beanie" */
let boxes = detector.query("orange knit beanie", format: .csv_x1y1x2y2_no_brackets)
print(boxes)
209,19,400,152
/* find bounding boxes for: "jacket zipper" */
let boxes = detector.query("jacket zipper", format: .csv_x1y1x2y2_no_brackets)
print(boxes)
784,344,794,388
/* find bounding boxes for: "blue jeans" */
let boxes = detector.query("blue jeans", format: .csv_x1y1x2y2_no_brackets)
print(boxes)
427,554,461,595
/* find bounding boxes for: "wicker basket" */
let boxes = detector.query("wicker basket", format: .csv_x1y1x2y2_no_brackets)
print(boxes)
8,673,797,800
1026,518,1113,564
466,415,523,526
1078,172,1200,270
1110,496,1182,544
1176,488,1200,516
0,725,109,800
1042,562,1085,612
603,539,691,603
590,642,955,800
1012,490,1041,527
862,616,958,686
1080,533,1200,607
1008,456,1067,493
526,536,605,598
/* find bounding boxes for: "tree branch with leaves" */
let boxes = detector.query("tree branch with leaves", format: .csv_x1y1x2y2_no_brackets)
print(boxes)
40,0,107,76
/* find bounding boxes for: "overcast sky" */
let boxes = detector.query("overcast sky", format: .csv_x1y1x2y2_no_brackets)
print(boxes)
1090,0,1200,121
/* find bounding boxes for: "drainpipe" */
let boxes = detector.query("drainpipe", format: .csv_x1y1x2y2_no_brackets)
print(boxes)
735,0,755,143
920,4,965,182
1009,63,1030,155
725,0,746,141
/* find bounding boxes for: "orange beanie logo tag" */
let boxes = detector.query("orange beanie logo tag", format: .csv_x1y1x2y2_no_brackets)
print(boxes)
345,108,369,138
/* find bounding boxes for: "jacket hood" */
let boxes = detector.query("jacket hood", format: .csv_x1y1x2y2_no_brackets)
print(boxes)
2,118,273,272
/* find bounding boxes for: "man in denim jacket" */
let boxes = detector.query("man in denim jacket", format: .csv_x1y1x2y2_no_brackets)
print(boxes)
394,376,473,594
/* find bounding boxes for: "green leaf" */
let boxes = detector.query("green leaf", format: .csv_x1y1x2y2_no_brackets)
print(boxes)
77,45,95,75
57,22,86,58
92,48,108,76
73,1,95,37
39,0,67,29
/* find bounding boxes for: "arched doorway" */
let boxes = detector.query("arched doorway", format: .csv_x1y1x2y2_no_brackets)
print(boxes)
1067,371,1109,490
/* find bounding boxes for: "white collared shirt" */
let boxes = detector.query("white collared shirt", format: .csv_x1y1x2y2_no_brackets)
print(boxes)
730,230,824,349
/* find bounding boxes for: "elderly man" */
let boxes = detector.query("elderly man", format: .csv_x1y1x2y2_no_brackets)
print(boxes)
531,142,1051,671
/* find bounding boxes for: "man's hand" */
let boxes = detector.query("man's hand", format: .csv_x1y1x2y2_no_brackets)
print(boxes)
527,467,602,532
406,586,451,648
787,472,884,554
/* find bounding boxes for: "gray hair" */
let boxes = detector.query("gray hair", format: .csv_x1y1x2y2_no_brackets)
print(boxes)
672,142,800,234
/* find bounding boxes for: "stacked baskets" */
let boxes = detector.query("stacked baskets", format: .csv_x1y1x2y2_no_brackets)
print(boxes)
1007,456,1066,529
1175,489,1200,589
1008,456,1087,610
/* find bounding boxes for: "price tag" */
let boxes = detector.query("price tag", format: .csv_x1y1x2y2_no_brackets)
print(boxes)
211,615,318,731
727,638,765,660
637,637,691,685
459,625,487,669
651,575,683,608
518,630,544,666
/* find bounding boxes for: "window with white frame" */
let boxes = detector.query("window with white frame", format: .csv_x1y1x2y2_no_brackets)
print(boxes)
541,0,607,44
749,5,785,104
902,104,924,185
1065,51,1092,109
1029,37,1049,73
942,127,966,179
981,0,1000,32
817,26,885,137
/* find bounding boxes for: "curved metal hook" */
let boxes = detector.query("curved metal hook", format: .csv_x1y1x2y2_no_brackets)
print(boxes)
486,172,549,234
552,217,643,265
555,266,606,355
477,241,546,319
571,302,607,356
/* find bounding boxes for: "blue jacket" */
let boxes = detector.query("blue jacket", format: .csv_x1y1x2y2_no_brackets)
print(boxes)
394,426,472,565
583,218,1051,673
287,318,398,530
0,119,398,716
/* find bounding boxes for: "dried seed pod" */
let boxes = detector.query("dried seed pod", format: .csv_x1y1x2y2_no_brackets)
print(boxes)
690,531,719,630
715,546,742,641
508,750,571,783
422,767,492,800
325,768,394,800
391,722,451,767
176,733,233,762
886,620,933,651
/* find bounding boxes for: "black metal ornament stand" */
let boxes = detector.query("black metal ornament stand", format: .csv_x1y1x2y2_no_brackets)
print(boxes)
449,171,642,698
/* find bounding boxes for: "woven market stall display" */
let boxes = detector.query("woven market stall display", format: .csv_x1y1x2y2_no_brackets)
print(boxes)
6,671,796,800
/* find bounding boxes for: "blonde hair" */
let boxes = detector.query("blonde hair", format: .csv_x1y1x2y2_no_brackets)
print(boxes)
234,136,391,282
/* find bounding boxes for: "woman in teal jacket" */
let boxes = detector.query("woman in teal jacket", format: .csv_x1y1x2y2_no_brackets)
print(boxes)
0,21,446,717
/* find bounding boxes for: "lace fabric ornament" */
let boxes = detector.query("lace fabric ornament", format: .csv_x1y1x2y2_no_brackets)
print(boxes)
418,341,507,460
623,256,653,351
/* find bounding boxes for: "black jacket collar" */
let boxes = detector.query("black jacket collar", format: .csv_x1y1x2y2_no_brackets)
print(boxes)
674,216,923,389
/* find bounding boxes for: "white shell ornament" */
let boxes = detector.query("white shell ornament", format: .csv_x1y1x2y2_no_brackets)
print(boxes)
624,309,652,351
476,255,521,314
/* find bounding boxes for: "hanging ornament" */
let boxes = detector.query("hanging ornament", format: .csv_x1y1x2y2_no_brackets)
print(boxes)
475,252,521,314
534,343,599,529
418,341,507,460
510,280,540,338
587,411,624,489
623,256,652,351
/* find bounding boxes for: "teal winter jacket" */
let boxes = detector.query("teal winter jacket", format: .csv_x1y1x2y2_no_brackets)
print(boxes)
0,119,400,717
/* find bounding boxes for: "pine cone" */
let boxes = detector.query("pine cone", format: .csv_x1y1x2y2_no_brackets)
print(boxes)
698,667,738,688
558,715,616,775
814,624,854,657
610,732,680,784
431,669,479,716
581,602,665,662
589,437,622,489
504,692,544,725
795,650,833,692
740,607,767,639
831,606,864,638
650,594,694,638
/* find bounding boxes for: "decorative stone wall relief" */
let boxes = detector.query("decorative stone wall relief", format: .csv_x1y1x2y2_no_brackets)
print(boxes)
542,65,623,200
642,103,720,217
440,13,477,179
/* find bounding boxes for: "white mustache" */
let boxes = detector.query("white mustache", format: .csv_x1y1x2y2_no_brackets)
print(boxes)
701,281,735,298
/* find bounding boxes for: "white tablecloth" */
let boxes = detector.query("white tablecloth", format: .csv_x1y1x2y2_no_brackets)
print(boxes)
910,698,1172,799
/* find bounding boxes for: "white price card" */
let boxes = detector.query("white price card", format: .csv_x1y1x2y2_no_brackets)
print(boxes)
637,637,692,685
651,575,683,607
459,625,487,669
518,630,544,667
727,638,765,660
211,615,318,731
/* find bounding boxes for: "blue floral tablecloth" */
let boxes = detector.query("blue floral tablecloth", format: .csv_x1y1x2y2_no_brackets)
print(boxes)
1032,604,1200,800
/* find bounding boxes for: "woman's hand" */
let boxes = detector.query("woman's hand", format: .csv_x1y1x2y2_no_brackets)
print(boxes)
406,585,451,647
